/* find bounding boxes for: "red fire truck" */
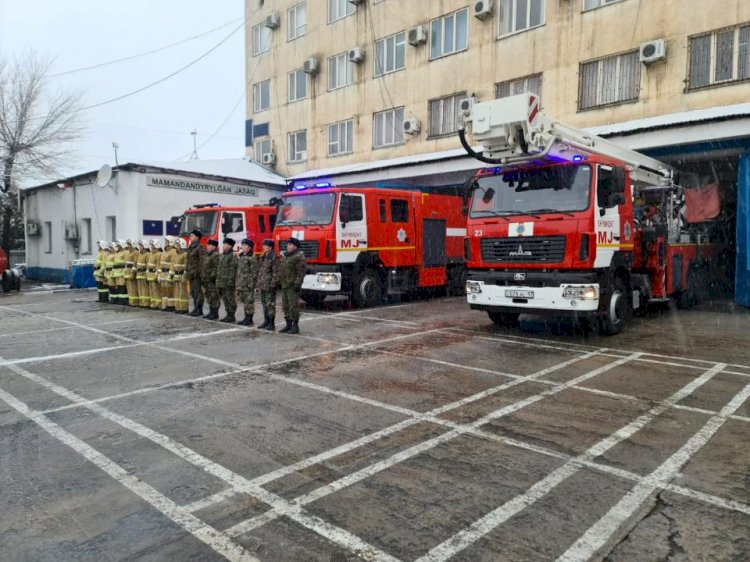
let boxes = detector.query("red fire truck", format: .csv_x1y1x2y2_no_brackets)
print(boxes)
459,93,728,334
273,185,467,307
178,203,277,250
1,248,21,292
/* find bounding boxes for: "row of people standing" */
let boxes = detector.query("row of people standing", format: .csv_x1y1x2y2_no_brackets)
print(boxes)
186,229,306,333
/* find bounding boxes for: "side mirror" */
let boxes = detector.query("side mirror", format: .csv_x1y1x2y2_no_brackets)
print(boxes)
606,192,626,208
613,168,627,194
481,188,496,204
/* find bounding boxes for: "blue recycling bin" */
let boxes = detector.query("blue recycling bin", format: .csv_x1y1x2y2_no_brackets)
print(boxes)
70,259,96,289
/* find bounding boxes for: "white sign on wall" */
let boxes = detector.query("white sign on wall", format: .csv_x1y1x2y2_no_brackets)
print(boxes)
147,175,257,197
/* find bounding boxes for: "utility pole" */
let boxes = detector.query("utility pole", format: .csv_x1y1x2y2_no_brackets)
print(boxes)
112,142,119,166
189,130,199,161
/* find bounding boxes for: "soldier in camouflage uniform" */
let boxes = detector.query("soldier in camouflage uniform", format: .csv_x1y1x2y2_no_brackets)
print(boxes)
216,237,238,323
201,239,221,320
256,239,280,331
186,229,204,316
235,238,259,326
279,237,307,334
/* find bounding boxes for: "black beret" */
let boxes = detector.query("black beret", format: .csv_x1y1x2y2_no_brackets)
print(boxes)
207,239,219,247
262,238,275,248
223,237,235,246
190,229,202,237
287,237,301,247
241,238,253,247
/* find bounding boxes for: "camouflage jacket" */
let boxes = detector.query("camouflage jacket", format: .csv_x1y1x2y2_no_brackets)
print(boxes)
236,252,259,293
256,252,280,291
215,251,238,289
185,240,204,280
279,249,306,289
201,249,220,286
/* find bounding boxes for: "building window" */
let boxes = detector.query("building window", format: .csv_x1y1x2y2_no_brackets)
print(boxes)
430,8,468,60
428,92,466,137
288,2,307,40
288,130,307,162
496,73,542,99
328,119,354,157
375,32,406,76
288,68,307,102
583,0,624,11
253,80,270,112
391,199,408,222
44,221,52,253
579,51,639,110
106,216,116,241
252,22,271,56
328,52,355,90
373,107,404,148
499,0,545,37
379,199,386,222
328,0,355,23
688,24,750,90
254,138,272,163
82,218,92,254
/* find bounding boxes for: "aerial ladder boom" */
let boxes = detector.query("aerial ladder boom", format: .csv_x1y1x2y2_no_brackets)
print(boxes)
459,93,672,188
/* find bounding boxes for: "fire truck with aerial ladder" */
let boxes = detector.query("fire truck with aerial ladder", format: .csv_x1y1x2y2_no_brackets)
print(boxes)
459,93,727,334
273,184,467,307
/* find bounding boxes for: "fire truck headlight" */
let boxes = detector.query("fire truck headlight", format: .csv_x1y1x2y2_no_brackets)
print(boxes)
317,273,340,285
562,285,598,300
466,280,483,294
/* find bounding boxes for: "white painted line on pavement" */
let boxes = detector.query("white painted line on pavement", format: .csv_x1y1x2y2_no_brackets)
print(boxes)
184,487,242,513
558,378,749,562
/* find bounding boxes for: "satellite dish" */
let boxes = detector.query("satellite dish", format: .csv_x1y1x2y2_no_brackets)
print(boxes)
96,164,113,187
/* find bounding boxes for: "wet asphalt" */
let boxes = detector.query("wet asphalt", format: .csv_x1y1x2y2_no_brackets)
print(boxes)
0,287,748,561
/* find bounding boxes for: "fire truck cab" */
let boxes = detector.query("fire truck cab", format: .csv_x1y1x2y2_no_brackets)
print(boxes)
460,93,728,334
273,185,467,307
178,203,276,251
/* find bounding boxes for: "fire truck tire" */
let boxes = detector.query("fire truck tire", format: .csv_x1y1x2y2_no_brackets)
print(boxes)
352,269,382,308
301,292,326,306
488,311,520,327
599,278,630,335
447,266,468,296
677,266,707,309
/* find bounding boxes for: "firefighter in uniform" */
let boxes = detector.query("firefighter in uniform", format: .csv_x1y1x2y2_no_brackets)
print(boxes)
112,240,128,304
93,240,109,302
186,229,204,316
147,239,163,309
201,239,221,320
124,239,139,306
279,237,307,334
235,239,259,326
159,236,177,311
256,239,280,331
136,240,150,307
171,238,190,314
216,237,238,323
104,242,117,304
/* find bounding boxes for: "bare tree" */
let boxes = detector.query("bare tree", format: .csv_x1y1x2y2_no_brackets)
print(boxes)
0,53,84,249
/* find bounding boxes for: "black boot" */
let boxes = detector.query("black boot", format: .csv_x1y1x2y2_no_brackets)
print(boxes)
220,312,236,323
189,304,203,317
279,320,292,333
238,314,253,326
204,307,219,320
289,321,299,335
263,315,275,331
257,315,270,329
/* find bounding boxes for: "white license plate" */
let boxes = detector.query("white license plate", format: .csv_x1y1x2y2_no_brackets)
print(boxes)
505,289,534,299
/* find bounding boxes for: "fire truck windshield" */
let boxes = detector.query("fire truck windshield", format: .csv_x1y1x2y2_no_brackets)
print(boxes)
180,211,218,236
278,192,336,226
471,165,592,217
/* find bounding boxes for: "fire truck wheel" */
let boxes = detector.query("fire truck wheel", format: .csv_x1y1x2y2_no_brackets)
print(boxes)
352,269,382,308
600,278,630,335
2,272,12,293
301,292,326,306
488,311,520,327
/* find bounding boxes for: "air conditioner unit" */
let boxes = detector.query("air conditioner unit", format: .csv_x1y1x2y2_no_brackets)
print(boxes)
403,117,421,135
347,47,364,64
26,222,40,236
347,0,364,4
640,39,667,64
459,95,476,118
64,225,79,240
265,13,280,29
303,57,319,75
407,25,427,46
262,152,276,166
473,0,493,20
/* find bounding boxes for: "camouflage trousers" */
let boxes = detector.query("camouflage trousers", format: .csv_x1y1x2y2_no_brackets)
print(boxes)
237,289,255,313
260,290,277,318
203,285,220,309
189,278,203,309
219,287,236,314
281,287,301,322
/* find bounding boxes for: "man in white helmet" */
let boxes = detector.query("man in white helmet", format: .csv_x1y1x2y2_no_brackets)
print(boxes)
160,236,178,311
94,240,110,302
171,238,190,313
147,239,163,309
112,239,128,305
136,240,150,308
124,239,139,306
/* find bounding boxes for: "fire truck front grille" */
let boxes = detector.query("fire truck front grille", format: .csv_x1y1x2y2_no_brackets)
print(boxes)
480,236,566,263
281,240,319,259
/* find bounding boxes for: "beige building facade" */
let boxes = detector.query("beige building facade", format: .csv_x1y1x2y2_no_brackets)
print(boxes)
244,0,750,177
